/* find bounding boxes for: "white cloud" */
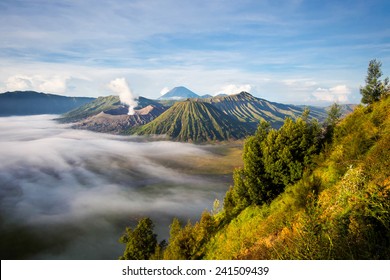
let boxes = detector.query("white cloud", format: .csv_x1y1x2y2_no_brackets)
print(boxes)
5,75,33,91
312,85,351,103
216,84,252,95
282,78,318,89
160,87,170,96
37,75,68,93
5,74,68,93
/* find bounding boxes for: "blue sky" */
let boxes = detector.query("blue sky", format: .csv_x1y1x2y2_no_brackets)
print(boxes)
0,0,389,105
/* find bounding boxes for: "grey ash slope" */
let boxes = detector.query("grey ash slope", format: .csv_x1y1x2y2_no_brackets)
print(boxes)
58,95,164,123
58,95,167,134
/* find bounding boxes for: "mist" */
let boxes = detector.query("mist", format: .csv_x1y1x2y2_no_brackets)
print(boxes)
0,115,233,259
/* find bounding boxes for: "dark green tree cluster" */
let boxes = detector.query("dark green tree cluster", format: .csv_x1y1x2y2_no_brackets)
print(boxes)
360,59,389,104
119,217,160,260
119,212,215,260
224,113,322,217
164,211,215,260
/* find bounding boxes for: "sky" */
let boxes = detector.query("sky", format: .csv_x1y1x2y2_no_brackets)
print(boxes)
0,0,389,105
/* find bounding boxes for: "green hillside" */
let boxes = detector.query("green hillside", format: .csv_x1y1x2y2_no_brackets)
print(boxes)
135,100,249,142
58,95,121,122
119,94,390,260
203,96,390,260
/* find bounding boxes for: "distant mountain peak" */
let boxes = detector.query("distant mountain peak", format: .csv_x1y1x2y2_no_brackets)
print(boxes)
211,91,257,102
158,86,199,100
231,91,256,99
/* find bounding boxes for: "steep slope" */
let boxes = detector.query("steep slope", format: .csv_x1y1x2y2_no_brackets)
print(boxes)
151,96,389,260
202,92,327,129
204,97,390,259
73,105,166,134
0,91,94,116
159,86,200,100
58,95,120,122
58,95,165,123
135,100,249,142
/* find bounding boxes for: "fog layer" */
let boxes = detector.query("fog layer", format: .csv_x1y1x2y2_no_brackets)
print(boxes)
0,115,232,259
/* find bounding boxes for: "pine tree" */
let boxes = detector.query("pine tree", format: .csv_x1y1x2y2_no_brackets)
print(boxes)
224,116,321,213
360,59,389,104
119,217,157,260
324,103,342,142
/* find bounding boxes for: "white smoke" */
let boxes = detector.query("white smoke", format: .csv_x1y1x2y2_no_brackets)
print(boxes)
108,78,138,115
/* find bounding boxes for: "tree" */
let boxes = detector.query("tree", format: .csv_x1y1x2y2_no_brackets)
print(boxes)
324,103,342,142
325,103,342,127
223,116,321,216
119,217,157,260
360,59,389,104
163,220,197,260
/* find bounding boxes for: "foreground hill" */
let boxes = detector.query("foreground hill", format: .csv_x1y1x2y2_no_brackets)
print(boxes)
207,97,390,260
0,91,94,116
135,100,249,142
167,96,390,259
119,95,390,260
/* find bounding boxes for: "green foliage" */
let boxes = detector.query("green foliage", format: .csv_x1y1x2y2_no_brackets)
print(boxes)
208,95,390,260
225,115,321,216
325,103,342,126
323,103,342,142
150,240,167,260
163,211,216,260
119,69,390,259
360,59,390,104
119,217,158,260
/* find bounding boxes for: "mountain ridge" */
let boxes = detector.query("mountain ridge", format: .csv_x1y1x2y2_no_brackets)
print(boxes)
56,90,356,142
135,100,249,142
0,91,95,116
200,91,327,129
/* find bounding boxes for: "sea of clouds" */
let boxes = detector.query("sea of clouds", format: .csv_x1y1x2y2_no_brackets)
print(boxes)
0,115,230,259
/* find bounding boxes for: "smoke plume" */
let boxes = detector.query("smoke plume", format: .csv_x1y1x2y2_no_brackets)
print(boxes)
108,78,138,115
